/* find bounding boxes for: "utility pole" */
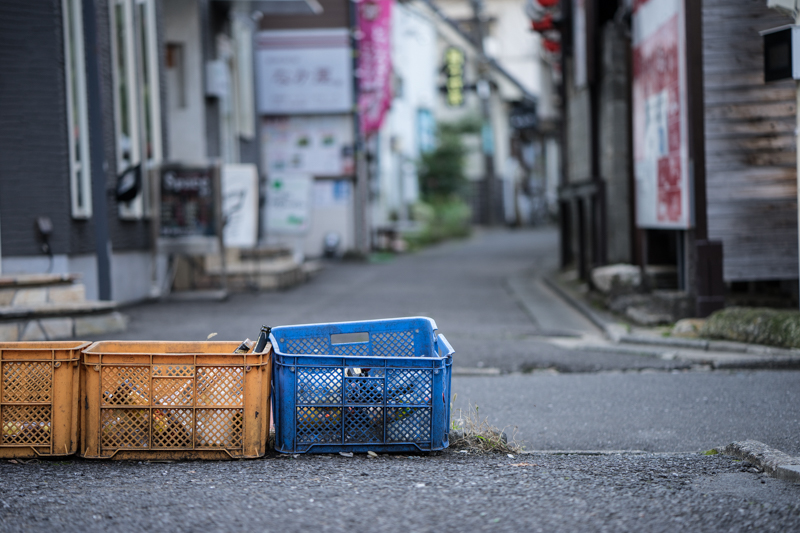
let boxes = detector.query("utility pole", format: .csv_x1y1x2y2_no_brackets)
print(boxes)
469,0,497,226
82,0,112,300
351,0,371,256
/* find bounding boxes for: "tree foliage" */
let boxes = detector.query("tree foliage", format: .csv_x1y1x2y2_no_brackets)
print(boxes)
418,117,478,200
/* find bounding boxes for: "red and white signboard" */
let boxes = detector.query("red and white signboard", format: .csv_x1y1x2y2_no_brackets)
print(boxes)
632,0,691,229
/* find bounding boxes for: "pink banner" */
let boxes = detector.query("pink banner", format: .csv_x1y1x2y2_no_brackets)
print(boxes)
357,0,392,136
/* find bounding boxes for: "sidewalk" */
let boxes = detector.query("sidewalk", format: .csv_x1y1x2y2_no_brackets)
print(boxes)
511,270,800,370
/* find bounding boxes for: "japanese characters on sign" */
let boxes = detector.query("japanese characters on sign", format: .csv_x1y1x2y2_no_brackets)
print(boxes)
632,0,691,229
357,0,393,135
444,47,465,107
255,29,353,114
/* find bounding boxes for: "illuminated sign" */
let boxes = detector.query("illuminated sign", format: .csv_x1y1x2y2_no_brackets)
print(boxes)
444,47,465,107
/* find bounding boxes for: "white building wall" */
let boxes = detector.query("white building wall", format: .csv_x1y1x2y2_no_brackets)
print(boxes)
374,3,438,226
488,0,541,97
163,0,208,164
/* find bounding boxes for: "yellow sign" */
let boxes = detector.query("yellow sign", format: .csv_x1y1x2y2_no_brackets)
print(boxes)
444,47,465,107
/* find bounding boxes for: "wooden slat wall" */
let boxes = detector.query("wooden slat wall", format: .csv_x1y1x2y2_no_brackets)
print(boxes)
703,0,798,281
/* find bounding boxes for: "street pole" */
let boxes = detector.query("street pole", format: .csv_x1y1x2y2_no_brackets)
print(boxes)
82,0,112,300
351,0,370,256
686,0,724,316
469,0,497,226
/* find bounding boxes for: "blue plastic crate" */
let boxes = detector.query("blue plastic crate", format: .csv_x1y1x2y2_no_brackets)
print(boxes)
270,317,454,454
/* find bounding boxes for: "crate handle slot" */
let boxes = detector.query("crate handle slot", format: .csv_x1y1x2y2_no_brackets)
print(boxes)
330,332,369,345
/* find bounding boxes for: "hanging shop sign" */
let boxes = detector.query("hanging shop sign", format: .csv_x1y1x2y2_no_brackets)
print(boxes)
443,47,465,107
632,0,691,229
255,29,353,114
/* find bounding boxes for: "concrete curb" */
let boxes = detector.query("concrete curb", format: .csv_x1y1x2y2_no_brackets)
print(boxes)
721,440,800,483
521,449,650,456
541,274,800,369
540,276,612,336
618,333,800,358
452,367,502,376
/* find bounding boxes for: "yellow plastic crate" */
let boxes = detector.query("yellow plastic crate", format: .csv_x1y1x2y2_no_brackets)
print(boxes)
0,341,90,458
81,341,271,460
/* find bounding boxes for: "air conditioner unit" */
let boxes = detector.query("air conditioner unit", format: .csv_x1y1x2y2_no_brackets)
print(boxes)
761,25,800,81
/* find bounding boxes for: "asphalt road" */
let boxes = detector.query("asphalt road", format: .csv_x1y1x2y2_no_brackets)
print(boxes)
453,370,800,455
2,452,799,532
15,226,794,532
115,228,689,373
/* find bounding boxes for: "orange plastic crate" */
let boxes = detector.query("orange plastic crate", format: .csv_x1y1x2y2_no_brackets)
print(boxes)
0,341,90,458
80,341,271,460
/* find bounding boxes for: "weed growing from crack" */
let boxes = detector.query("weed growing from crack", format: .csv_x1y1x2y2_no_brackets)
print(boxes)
449,397,523,454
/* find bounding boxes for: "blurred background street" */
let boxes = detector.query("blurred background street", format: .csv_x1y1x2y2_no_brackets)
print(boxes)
3,0,800,530
112,227,800,455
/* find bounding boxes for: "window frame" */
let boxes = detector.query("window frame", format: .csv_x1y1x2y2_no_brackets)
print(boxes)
63,0,93,219
109,0,162,220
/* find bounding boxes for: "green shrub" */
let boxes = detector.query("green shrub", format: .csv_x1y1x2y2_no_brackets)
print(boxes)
406,198,471,249
700,307,800,349
418,117,479,200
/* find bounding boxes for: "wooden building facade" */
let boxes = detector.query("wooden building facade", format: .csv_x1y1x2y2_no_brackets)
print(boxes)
703,0,798,282
557,0,800,312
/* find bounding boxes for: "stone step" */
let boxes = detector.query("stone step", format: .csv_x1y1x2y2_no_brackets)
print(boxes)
0,273,126,340
0,273,80,288
206,264,310,291
238,247,294,261
0,310,127,342
0,278,87,308
0,300,117,320
197,249,318,292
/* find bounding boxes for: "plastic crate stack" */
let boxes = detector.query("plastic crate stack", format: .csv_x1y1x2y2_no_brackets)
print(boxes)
0,316,453,459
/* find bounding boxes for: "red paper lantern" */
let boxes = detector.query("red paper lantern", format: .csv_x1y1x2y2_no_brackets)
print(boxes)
531,13,554,32
542,38,561,53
